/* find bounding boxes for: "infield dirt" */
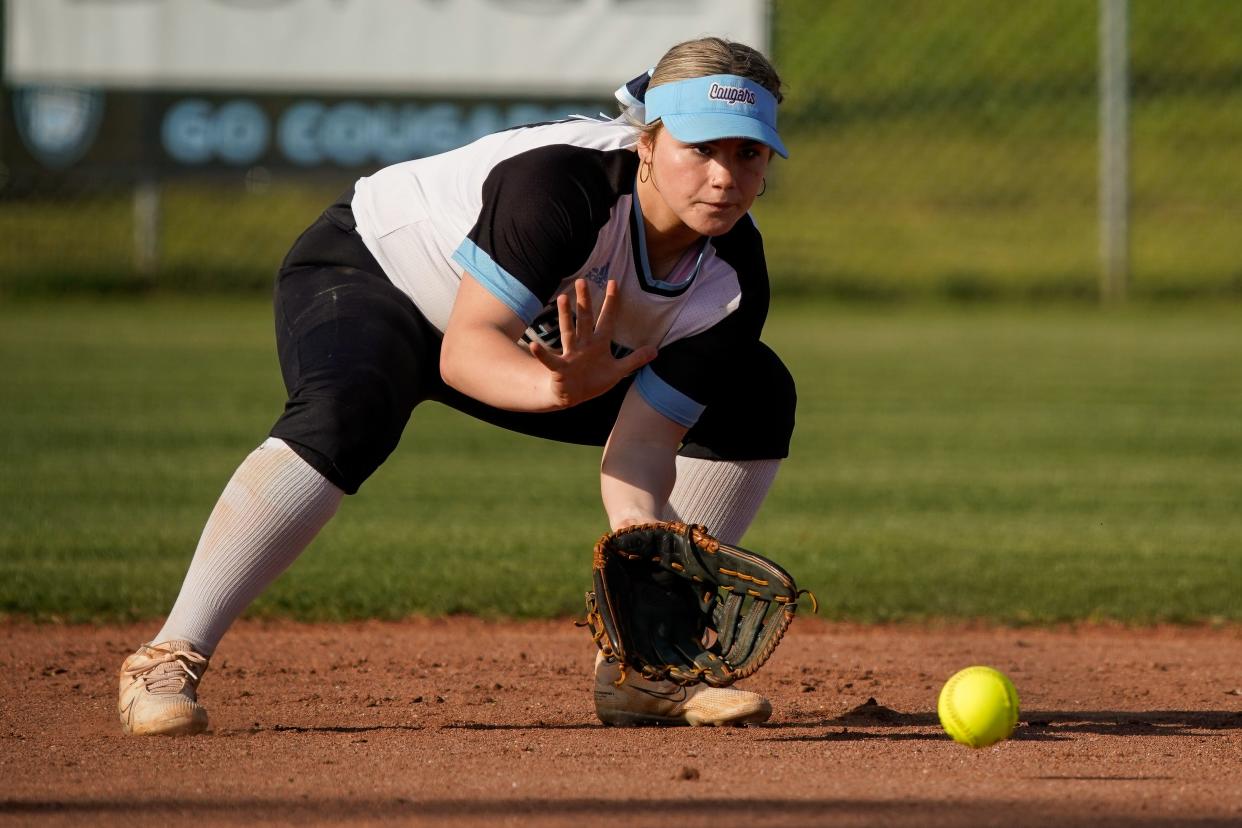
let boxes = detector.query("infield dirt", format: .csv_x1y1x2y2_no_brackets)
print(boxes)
2,619,1240,827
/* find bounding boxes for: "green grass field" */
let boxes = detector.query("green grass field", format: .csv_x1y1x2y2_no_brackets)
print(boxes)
2,298,1239,624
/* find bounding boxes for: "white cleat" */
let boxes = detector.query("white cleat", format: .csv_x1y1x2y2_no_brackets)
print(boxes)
118,640,210,736
593,651,771,727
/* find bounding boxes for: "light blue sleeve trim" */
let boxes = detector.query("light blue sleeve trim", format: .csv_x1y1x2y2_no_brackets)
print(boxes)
635,366,705,428
451,238,544,323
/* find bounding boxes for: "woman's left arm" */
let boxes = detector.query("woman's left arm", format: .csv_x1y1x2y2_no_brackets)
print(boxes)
600,384,690,530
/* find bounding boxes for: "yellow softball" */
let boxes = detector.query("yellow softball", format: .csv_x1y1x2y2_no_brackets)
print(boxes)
937,665,1020,748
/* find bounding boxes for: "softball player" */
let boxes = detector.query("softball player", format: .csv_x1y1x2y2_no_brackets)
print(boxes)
118,36,796,734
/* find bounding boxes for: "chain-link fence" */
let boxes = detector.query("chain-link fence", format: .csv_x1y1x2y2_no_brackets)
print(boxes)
2,0,1239,300
763,0,1241,300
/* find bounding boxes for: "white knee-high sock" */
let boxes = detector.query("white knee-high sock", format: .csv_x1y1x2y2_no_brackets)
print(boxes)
154,437,343,655
662,457,780,545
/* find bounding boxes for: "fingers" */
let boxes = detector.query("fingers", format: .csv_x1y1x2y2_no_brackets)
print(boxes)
556,292,575,353
592,279,620,336
574,279,593,345
616,345,658,375
540,279,651,381
528,338,564,370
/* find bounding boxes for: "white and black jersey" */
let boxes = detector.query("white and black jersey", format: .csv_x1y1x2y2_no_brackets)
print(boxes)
351,118,770,429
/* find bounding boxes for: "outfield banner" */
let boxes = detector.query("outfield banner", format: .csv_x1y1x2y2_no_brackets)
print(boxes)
4,0,768,95
0,88,609,178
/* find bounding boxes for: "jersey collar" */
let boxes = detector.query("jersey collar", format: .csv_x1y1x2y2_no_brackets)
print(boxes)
630,180,707,296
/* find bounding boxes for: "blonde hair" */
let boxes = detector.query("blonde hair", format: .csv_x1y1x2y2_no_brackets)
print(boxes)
625,37,784,138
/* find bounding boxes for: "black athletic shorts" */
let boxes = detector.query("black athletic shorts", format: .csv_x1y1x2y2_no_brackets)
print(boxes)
269,193,796,494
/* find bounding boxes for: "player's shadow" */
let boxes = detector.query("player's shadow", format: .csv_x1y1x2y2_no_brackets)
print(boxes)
758,698,1242,743
1021,710,1242,737
6,795,1229,826
761,700,989,743
225,723,426,735
308,698,1242,737
441,722,601,731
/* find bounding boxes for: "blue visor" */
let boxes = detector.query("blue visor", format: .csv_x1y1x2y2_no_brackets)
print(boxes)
643,74,787,158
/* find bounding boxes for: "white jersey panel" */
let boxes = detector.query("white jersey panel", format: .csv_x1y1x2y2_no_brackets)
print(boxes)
352,118,638,331
532,209,742,355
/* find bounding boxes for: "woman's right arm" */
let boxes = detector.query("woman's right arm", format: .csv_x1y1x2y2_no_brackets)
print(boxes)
440,276,655,413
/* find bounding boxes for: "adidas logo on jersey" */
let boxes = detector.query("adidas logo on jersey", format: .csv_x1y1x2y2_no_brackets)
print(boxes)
585,263,610,288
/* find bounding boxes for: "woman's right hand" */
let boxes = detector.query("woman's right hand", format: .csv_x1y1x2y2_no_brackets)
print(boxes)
441,275,655,413
528,278,657,408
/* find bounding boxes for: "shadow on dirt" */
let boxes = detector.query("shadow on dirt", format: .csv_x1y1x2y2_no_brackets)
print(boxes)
231,698,1242,739
220,723,427,735
440,722,601,730
1,796,1237,827
405,698,1242,741
762,697,1242,742
1022,710,1242,735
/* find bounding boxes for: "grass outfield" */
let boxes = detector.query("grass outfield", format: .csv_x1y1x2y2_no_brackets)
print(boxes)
2,297,1240,624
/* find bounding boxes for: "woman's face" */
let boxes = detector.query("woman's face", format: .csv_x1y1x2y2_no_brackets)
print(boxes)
638,128,772,238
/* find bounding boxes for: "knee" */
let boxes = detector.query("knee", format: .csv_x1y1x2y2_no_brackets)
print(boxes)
681,343,796,461
755,343,797,442
271,375,412,494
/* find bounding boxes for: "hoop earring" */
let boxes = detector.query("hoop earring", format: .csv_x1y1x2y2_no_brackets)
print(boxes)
638,160,652,183
757,177,767,197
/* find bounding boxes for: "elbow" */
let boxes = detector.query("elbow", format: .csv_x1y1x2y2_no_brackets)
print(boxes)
438,332,463,391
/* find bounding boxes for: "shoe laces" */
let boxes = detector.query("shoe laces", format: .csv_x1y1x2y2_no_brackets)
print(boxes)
124,643,208,695
598,659,687,701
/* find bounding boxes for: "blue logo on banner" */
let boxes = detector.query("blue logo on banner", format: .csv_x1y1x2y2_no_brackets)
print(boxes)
12,86,105,169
